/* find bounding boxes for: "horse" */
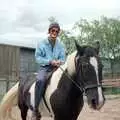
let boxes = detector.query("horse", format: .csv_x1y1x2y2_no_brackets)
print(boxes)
0,41,105,120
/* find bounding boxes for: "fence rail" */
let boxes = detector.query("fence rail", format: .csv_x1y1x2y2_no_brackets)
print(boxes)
0,75,17,96
102,79,120,88
0,74,120,101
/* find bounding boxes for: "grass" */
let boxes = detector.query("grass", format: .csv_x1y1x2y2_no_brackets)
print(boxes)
103,87,120,95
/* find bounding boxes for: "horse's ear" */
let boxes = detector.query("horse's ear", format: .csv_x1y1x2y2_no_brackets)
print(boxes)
75,40,81,51
94,41,100,55
75,40,83,55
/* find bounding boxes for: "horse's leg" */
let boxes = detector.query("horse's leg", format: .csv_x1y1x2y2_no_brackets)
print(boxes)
71,95,84,120
18,98,28,120
19,105,28,120
53,95,84,120
54,114,79,120
54,115,71,120
54,116,64,120
18,87,28,120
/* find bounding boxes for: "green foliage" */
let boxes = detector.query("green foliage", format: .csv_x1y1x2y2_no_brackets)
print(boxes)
59,30,76,55
72,16,120,76
74,16,120,60
103,87,120,95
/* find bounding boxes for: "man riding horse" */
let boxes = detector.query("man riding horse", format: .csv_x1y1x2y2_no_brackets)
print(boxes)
33,22,66,119
0,34,105,120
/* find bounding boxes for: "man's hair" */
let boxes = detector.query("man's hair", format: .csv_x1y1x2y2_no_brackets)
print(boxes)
48,22,60,32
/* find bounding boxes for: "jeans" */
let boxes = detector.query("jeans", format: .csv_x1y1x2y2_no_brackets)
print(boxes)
34,66,54,112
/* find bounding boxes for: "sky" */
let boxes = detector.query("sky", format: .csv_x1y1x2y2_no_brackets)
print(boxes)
0,0,120,47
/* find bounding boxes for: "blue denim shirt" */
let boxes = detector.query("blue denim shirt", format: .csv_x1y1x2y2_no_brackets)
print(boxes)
35,37,66,67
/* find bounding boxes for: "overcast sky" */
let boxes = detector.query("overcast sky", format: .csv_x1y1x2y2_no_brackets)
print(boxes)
0,0,120,47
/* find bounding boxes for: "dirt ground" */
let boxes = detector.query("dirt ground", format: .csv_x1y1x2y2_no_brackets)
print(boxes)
8,95,120,120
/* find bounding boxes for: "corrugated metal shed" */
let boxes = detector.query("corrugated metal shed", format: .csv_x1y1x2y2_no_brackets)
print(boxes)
0,41,37,81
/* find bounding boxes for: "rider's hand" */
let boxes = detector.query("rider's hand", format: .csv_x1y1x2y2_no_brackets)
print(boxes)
50,60,61,67
55,60,61,67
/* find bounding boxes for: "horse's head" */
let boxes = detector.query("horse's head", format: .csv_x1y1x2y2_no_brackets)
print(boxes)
75,41,105,110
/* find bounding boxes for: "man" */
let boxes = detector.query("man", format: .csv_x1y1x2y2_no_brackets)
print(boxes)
33,22,66,119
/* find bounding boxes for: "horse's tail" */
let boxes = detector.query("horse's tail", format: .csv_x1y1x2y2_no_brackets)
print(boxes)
0,82,19,120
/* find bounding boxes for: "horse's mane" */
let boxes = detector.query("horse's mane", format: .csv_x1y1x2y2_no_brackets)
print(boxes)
66,51,77,75
65,45,95,75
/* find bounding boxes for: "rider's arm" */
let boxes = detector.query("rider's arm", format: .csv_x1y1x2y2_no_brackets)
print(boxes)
35,41,51,66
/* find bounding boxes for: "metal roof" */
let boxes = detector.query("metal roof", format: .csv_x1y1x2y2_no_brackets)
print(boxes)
0,36,44,49
0,33,47,49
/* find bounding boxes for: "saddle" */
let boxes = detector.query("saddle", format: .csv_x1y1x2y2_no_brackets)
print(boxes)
19,68,57,99
34,68,57,85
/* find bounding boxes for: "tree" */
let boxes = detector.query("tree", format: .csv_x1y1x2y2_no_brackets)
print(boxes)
74,16,120,77
59,30,76,55
74,16,120,59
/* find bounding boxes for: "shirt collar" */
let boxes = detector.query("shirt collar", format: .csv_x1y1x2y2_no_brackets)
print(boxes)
45,36,59,46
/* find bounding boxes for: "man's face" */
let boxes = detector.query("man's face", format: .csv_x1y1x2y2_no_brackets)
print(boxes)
49,27,59,40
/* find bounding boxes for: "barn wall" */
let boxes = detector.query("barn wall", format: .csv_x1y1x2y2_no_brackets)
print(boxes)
0,44,20,79
20,47,36,77
0,44,20,97
0,44,37,99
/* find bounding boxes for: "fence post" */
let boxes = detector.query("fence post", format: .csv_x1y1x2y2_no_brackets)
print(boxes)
6,75,9,92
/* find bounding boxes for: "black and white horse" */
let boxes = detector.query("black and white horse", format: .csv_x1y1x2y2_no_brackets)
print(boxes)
0,42,105,120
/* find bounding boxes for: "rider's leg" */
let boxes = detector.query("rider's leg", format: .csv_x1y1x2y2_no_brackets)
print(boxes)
35,68,47,112
31,68,47,120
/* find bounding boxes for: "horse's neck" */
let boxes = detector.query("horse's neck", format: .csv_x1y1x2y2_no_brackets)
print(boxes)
57,51,82,97
57,69,82,99
57,69,73,93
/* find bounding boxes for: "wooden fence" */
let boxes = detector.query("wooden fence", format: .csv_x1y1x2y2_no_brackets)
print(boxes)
1,72,119,94
103,79,120,88
0,74,17,100
0,75,120,95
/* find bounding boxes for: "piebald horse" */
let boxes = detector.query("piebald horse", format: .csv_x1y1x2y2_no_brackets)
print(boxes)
0,42,105,120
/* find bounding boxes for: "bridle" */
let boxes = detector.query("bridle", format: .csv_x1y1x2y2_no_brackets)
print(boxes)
75,55,102,93
75,57,102,92
59,55,102,93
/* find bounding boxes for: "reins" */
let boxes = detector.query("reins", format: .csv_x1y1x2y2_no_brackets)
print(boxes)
59,66,84,92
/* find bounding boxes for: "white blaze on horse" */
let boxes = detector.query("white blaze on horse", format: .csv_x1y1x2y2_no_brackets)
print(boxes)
0,42,105,120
